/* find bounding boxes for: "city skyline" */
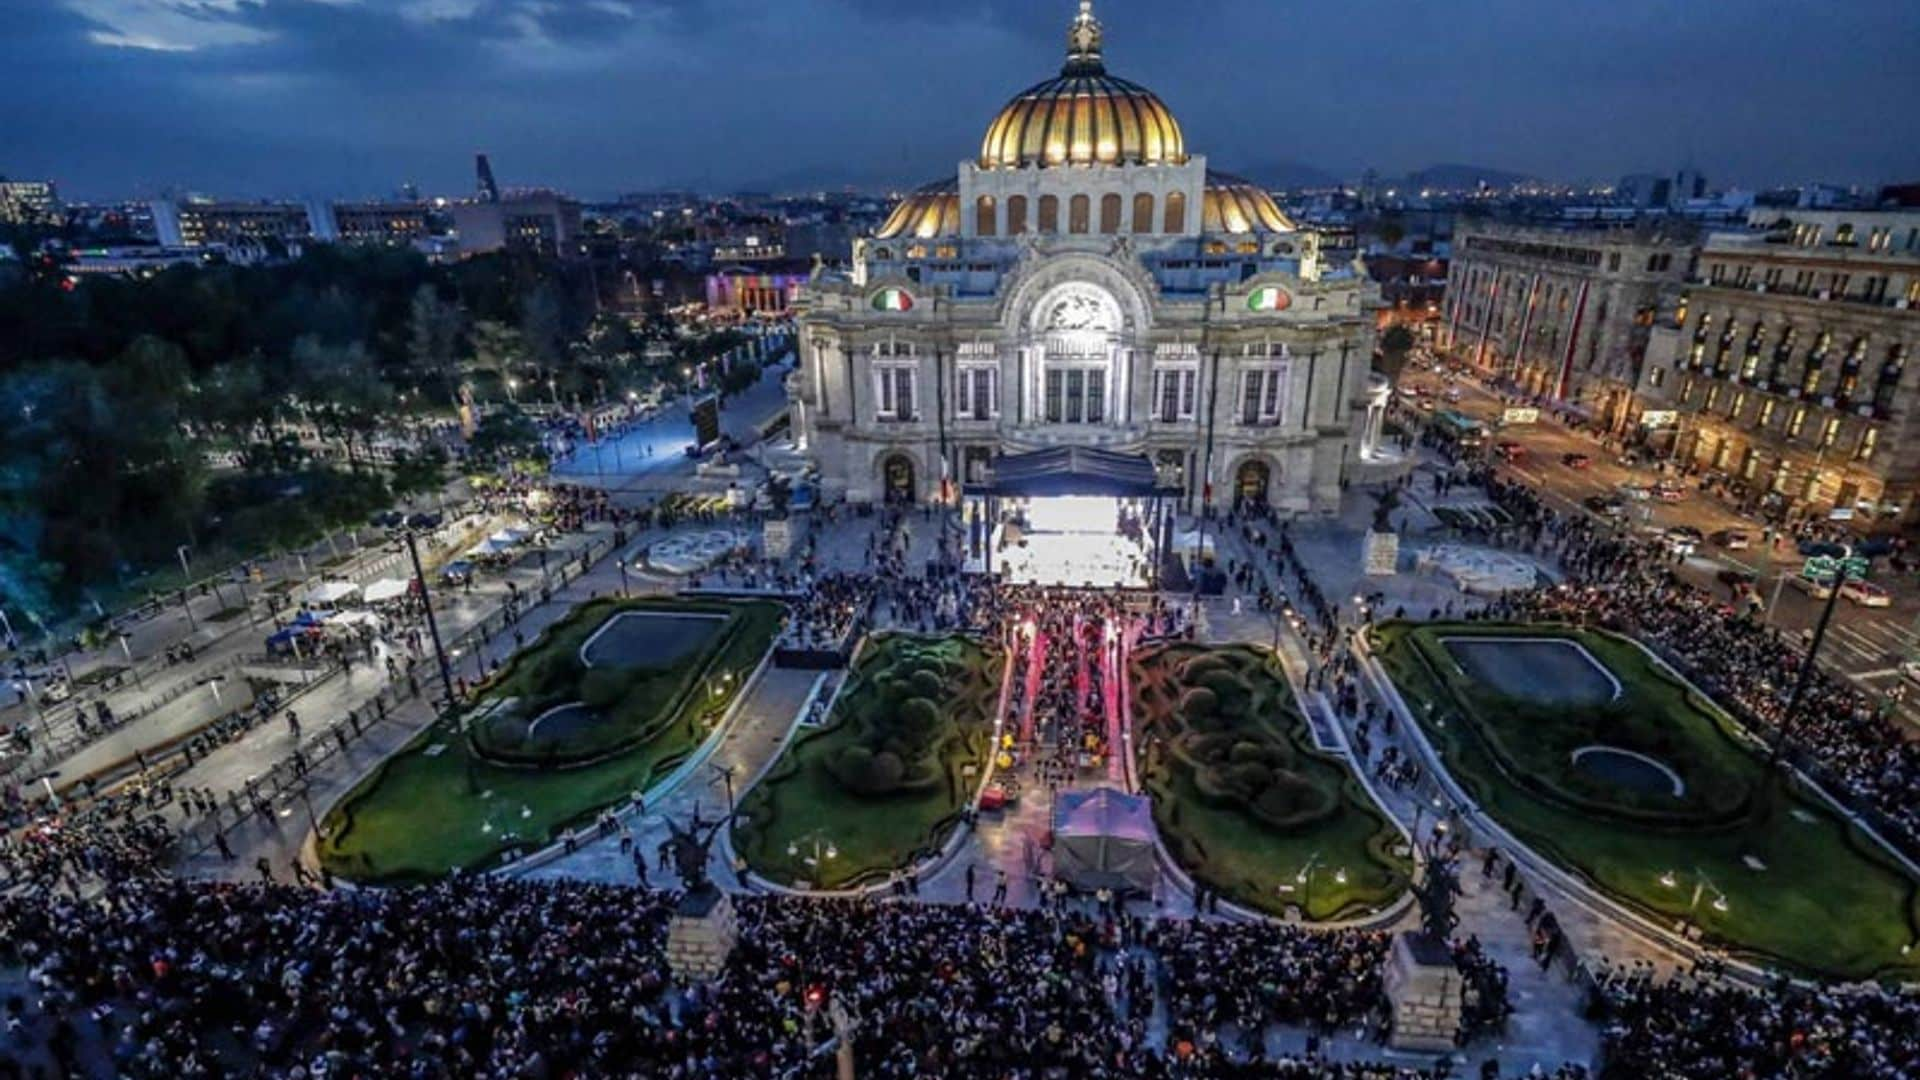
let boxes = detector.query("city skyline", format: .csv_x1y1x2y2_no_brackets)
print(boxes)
7,0,1919,202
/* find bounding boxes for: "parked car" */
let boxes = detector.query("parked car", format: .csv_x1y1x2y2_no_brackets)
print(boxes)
1561,452,1593,470
1716,566,1759,587
1841,579,1892,608
1443,387,1462,403
1616,483,1652,501
1494,440,1527,463
405,511,444,530
1710,529,1753,551
441,559,475,586
1653,481,1690,502
369,510,404,530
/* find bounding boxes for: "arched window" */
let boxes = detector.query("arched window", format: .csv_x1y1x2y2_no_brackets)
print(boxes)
1006,195,1028,235
1099,194,1122,234
1038,195,1059,233
1132,193,1154,234
975,195,997,237
1163,191,1186,234
1069,194,1091,234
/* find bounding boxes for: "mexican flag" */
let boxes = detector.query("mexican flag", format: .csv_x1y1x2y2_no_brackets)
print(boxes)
872,288,915,312
1247,286,1290,312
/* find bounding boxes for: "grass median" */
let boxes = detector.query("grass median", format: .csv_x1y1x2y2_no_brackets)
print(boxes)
1373,620,1920,982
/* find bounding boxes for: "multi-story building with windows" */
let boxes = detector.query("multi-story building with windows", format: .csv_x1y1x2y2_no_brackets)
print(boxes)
1636,207,1920,527
1441,222,1690,430
791,2,1378,510
0,178,60,225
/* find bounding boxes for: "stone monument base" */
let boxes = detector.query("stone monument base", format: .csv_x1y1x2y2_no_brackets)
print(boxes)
763,516,797,561
1363,529,1401,577
666,888,739,981
1382,931,1462,1052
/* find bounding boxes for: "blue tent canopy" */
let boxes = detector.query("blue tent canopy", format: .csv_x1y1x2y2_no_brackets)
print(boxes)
976,446,1174,498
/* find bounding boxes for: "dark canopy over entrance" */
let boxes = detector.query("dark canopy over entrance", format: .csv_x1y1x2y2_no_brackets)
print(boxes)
976,446,1174,498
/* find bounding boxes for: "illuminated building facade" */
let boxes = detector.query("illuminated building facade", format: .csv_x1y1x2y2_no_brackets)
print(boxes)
793,2,1378,510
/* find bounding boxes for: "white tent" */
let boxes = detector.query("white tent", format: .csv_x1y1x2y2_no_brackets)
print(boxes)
466,538,514,558
1052,787,1159,894
1170,528,1217,558
488,528,528,547
362,578,410,604
303,581,362,607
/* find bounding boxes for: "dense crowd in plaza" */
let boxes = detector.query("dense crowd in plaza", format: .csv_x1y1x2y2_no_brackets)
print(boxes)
0,878,1568,1080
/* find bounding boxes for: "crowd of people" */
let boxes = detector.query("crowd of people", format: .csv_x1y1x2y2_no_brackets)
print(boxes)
0,878,1567,1079
1592,971,1920,1078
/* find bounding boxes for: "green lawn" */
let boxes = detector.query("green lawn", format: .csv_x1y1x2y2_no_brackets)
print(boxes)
1374,620,1920,982
1133,643,1411,921
732,634,1002,889
317,598,779,884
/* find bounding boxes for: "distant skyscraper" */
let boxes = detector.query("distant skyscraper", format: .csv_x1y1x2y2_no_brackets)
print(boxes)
476,154,501,204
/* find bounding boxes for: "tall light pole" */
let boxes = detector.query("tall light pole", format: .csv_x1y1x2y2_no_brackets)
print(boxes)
405,530,457,707
1771,538,1890,765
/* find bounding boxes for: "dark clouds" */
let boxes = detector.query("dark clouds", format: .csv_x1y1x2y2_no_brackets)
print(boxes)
7,0,1919,201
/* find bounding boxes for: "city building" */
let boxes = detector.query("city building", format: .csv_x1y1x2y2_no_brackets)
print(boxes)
1440,221,1690,430
316,201,431,245
791,2,1379,511
1637,207,1920,527
152,199,314,248
706,261,812,317
450,191,582,258
0,177,60,225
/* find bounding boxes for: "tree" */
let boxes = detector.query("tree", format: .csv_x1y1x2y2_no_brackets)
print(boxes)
408,284,465,408
1375,323,1417,386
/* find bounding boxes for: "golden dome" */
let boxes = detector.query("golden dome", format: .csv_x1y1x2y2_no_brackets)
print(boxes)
874,178,959,241
978,1,1186,170
1202,172,1296,234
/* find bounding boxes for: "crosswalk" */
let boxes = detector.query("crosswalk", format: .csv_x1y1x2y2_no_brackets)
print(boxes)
1826,617,1920,671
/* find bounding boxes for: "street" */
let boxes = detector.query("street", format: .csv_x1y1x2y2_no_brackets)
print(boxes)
1396,360,1920,723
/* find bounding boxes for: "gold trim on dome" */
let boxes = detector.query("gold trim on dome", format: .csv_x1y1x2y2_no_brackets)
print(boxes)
976,2,1185,169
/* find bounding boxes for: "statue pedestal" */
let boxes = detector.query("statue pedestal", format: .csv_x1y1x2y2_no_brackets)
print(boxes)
666,887,738,981
1362,529,1400,577
1382,931,1463,1052
763,516,796,561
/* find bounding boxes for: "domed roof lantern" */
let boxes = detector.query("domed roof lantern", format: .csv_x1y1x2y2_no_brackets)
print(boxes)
1065,0,1104,75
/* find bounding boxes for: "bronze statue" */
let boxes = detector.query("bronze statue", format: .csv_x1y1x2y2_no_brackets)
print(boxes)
1413,848,1461,942
663,810,726,895
1370,487,1401,534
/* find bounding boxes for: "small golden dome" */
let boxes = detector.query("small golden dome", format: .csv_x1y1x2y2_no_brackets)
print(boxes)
1203,172,1296,234
874,178,959,241
979,1,1186,170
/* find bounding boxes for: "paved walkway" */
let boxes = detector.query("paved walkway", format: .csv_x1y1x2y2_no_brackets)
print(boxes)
519,666,819,887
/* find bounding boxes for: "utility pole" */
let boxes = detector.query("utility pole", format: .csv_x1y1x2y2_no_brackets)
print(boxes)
405,530,457,707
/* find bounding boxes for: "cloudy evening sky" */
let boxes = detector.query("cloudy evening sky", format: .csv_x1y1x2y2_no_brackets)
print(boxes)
6,0,1919,201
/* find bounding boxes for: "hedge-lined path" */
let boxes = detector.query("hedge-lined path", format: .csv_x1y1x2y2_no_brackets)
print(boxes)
518,666,819,887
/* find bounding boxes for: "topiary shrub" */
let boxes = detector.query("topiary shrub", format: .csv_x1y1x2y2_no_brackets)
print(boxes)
1179,687,1219,724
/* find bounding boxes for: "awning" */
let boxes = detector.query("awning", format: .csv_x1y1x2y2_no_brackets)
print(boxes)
362,578,410,604
976,446,1173,498
303,581,361,606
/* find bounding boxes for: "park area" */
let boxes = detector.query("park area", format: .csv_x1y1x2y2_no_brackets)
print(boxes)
1132,643,1410,922
317,597,780,883
1373,620,1920,981
732,633,1003,889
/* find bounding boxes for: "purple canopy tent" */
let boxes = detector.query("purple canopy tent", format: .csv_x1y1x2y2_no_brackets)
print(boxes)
1052,786,1159,893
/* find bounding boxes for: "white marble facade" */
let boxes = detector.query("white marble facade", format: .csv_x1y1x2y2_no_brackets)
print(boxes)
791,3,1378,514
